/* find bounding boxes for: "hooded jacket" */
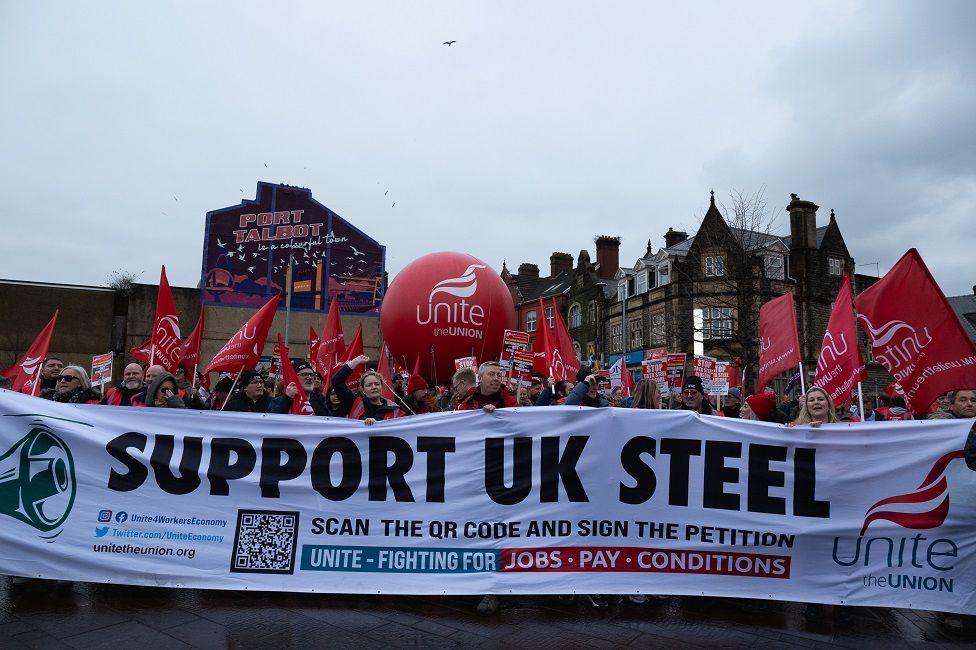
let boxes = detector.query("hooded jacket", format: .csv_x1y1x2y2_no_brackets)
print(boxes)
144,371,188,409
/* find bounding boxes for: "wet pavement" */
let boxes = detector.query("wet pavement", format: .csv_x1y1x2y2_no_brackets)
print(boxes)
0,579,973,648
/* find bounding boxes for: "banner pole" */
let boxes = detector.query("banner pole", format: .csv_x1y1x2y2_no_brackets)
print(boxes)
798,362,807,394
857,381,866,421
220,364,245,411
31,364,43,397
191,363,198,390
381,377,416,416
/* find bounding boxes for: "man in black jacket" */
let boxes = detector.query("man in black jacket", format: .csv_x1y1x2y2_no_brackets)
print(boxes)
267,362,332,416
223,371,272,413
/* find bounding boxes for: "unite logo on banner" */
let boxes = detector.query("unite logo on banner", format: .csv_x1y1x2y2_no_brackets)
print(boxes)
856,316,932,379
154,315,183,368
416,264,487,338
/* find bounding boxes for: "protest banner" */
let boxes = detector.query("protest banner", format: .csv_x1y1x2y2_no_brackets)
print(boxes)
499,330,530,380
641,358,670,397
1,389,973,614
711,361,730,396
693,355,717,392
665,352,687,391
510,350,534,388
90,353,114,387
454,357,478,372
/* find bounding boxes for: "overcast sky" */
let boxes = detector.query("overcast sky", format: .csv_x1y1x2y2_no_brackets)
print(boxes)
2,1,973,296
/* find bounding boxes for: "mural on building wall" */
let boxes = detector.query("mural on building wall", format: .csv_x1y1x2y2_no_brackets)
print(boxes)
201,182,386,314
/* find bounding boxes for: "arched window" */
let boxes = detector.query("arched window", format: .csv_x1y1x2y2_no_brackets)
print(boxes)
568,303,582,328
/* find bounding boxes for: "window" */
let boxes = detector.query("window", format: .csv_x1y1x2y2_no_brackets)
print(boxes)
611,323,622,352
526,310,537,332
568,303,581,328
629,317,643,349
587,301,596,324
704,255,726,277
617,281,628,302
658,263,670,286
545,305,554,329
702,307,734,339
828,258,843,276
648,267,657,289
635,271,647,294
765,254,785,280
650,312,665,346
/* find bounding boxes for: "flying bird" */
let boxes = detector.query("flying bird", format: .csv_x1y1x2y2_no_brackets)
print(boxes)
227,251,235,258
237,244,244,253
174,196,179,202
384,190,388,196
391,202,396,207
217,238,226,248
263,162,268,168
350,246,365,256
443,40,456,46
247,266,255,273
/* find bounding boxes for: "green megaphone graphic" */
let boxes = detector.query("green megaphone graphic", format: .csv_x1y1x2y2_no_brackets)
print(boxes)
0,424,76,532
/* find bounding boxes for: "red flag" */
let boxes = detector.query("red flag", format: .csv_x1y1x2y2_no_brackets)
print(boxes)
551,298,582,380
814,274,866,405
376,343,396,401
269,336,286,376
341,324,364,388
854,249,976,411
532,299,560,377
619,361,635,398
178,311,205,375
308,325,320,362
315,299,345,383
758,293,802,391
149,266,183,372
129,338,152,366
2,310,58,395
204,293,281,374
277,334,313,415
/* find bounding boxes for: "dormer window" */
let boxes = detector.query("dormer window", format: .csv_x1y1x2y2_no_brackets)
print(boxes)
765,254,785,280
636,271,648,294
658,263,670,286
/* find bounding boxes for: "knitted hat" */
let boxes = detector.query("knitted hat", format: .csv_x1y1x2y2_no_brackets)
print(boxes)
683,376,706,395
747,392,778,421
407,374,429,394
293,361,314,374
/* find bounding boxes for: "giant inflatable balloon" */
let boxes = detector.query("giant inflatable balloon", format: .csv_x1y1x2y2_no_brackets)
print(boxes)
380,252,515,382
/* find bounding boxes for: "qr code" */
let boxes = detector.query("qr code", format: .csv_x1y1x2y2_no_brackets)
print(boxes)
230,510,300,574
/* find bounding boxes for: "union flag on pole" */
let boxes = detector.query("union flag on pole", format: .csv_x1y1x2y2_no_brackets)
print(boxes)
376,343,397,401
277,334,313,415
204,293,280,375
551,298,582,380
757,293,802,391
341,324,364,388
814,274,866,405
2,310,58,395
315,299,345,383
149,266,183,372
854,248,976,411
178,311,205,376
308,325,320,362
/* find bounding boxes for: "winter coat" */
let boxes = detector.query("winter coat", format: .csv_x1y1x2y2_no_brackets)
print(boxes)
455,385,519,410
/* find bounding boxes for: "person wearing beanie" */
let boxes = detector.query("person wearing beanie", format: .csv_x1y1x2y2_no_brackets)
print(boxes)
678,376,716,415
223,370,272,413
743,392,778,422
721,387,742,418
565,365,610,408
403,373,439,415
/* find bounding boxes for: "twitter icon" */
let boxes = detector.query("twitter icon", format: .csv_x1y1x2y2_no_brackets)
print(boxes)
95,526,109,538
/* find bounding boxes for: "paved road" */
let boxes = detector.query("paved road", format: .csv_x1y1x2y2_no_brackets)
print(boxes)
1,579,973,648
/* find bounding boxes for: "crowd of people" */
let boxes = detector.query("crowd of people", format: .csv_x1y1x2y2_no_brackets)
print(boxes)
5,352,975,615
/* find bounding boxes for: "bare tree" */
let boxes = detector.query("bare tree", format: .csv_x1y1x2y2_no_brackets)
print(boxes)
105,269,142,294
675,186,786,390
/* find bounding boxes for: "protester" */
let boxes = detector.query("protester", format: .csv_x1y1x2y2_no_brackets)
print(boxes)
535,379,573,406
43,365,102,404
223,371,272,413
527,376,545,404
39,356,65,393
174,366,209,409
324,386,348,417
678,376,716,415
103,363,146,406
629,379,661,409
566,366,609,408
144,371,188,409
269,361,333,416
929,393,952,418
790,386,838,426
0,376,11,390
446,367,477,410
721,388,742,418
741,391,779,422
331,355,402,423
885,396,914,421
930,389,976,420
456,362,517,412
403,372,439,414
209,375,233,411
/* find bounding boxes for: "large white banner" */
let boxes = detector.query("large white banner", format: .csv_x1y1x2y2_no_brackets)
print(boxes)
1,388,974,614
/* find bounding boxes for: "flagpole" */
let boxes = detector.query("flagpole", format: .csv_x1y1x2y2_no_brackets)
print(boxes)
284,254,294,347
380,377,416,416
220,364,246,411
798,362,807,394
857,381,866,420
191,363,198,390
31,364,43,397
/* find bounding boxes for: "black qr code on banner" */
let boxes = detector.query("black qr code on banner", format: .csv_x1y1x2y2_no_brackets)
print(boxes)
230,510,300,574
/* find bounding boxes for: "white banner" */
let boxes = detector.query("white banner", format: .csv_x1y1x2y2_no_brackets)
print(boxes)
0,388,974,614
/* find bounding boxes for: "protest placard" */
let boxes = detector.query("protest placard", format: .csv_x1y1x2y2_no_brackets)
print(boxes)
90,352,113,387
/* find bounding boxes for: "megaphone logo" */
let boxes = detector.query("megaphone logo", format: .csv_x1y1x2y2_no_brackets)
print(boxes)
0,424,76,532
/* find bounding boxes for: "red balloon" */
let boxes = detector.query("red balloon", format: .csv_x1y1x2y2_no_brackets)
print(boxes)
381,252,515,382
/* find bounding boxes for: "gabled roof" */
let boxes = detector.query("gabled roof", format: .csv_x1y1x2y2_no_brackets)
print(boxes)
947,292,976,342
515,269,574,304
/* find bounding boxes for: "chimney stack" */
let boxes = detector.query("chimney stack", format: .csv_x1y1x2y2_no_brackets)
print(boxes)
517,262,540,280
787,193,819,250
550,252,573,277
594,235,621,279
664,227,689,249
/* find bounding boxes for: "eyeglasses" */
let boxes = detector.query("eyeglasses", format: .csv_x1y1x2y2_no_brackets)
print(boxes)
57,375,79,383
297,372,315,379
